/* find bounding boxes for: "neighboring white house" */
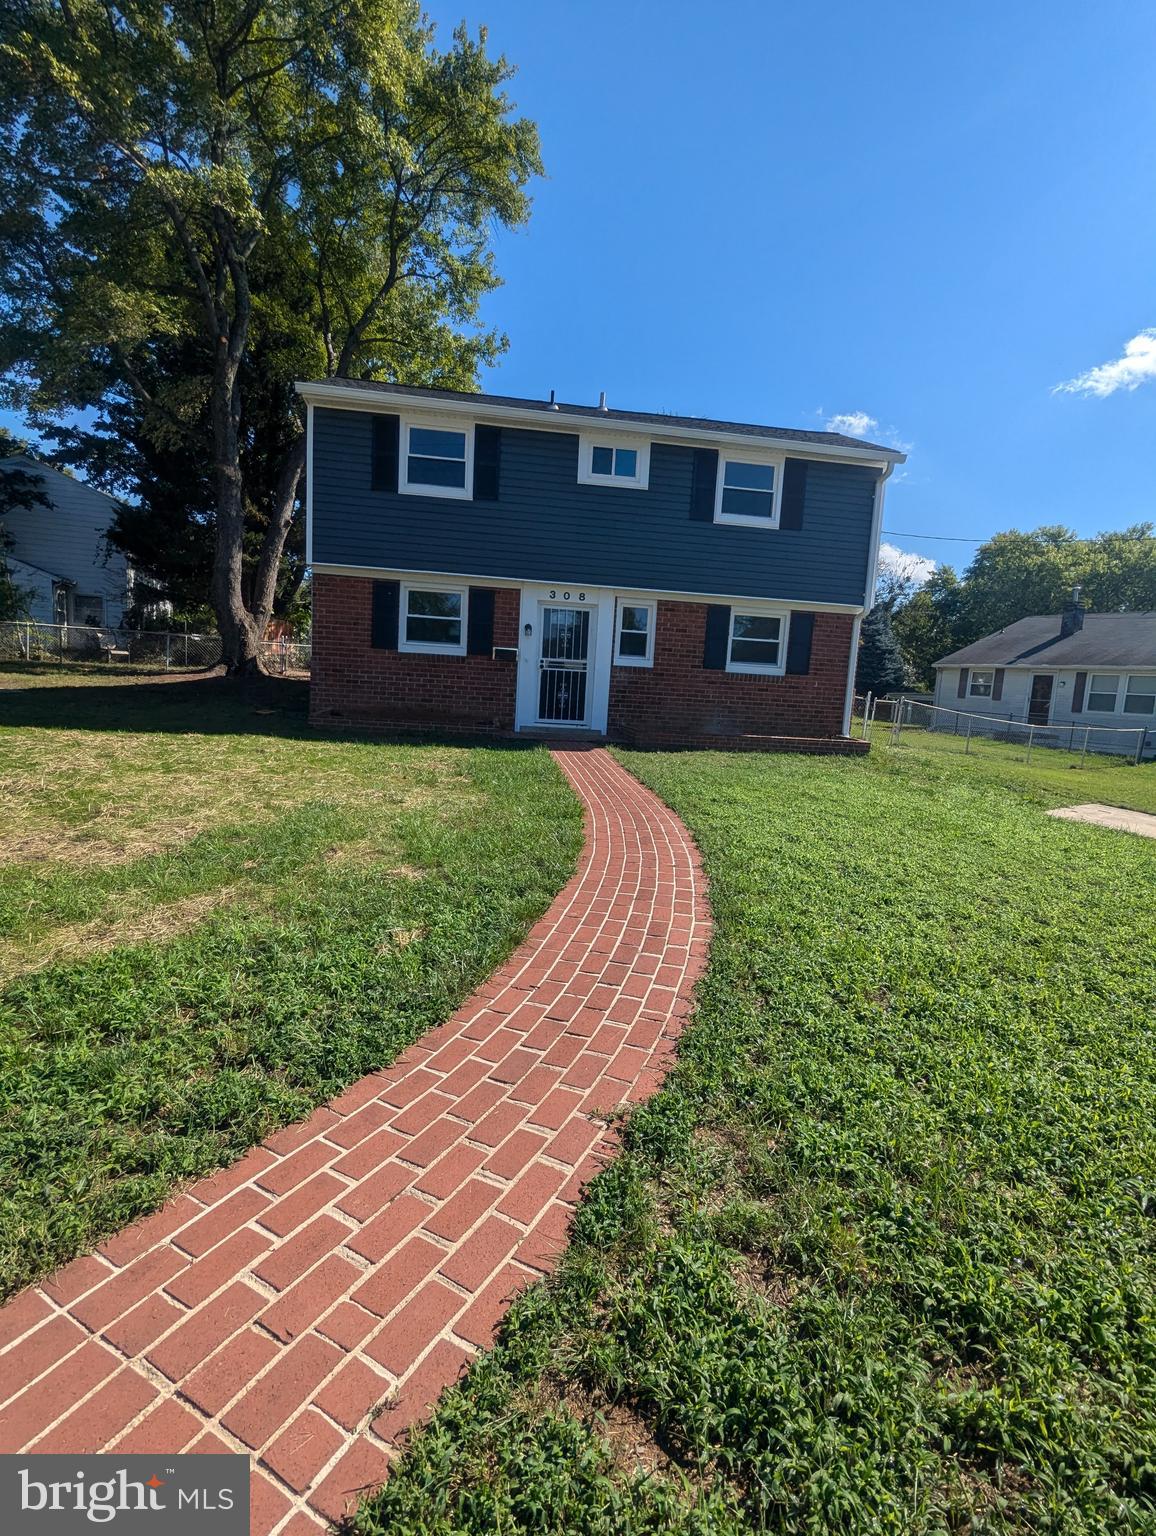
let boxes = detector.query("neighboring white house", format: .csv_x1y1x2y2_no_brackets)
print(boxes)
0,455,133,627
933,599,1156,756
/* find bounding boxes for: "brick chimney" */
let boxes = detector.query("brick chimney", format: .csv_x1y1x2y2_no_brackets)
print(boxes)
1059,584,1085,639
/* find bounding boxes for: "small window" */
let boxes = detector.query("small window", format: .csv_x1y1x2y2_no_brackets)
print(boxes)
615,600,655,667
71,594,105,626
715,456,782,527
1086,673,1120,712
400,420,473,499
577,434,649,489
727,610,786,674
1123,675,1156,715
399,584,467,654
969,669,994,698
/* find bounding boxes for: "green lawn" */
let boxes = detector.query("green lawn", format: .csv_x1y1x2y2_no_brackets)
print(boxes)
0,668,582,1297
366,738,1156,1535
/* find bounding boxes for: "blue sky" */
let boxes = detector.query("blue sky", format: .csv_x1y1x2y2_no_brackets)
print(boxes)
6,1,1155,583
419,0,1156,579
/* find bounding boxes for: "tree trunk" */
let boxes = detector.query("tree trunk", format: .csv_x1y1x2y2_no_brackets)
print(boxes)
210,347,263,675
251,434,306,634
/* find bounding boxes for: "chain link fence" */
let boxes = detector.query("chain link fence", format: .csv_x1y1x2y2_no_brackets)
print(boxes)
854,693,1151,764
0,621,309,674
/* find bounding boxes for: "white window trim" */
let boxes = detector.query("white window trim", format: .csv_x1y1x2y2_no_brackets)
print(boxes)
1085,673,1122,713
576,433,650,490
614,598,656,668
714,451,785,529
1123,673,1156,715
969,668,995,698
399,416,474,501
399,581,468,656
725,606,790,676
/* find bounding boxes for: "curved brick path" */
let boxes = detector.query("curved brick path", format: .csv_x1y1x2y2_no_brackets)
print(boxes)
0,748,709,1533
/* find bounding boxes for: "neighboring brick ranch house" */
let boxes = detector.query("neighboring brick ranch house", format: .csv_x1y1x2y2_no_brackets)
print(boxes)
933,600,1156,757
298,381,905,750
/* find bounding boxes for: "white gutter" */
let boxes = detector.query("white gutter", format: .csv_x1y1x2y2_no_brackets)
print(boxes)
295,380,907,470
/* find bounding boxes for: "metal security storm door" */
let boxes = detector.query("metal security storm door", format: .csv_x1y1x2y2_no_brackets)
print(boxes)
538,605,592,724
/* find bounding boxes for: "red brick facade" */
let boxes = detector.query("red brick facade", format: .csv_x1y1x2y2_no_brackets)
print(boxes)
608,600,855,746
310,574,520,731
311,575,860,750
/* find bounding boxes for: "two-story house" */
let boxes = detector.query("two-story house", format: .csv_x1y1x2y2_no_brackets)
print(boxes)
298,381,905,749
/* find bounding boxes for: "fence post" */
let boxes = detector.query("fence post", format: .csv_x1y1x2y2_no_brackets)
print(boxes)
1080,726,1089,766
890,705,901,746
965,718,972,754
1136,730,1146,767
863,691,873,742
164,632,171,670
1025,726,1033,765
183,633,189,667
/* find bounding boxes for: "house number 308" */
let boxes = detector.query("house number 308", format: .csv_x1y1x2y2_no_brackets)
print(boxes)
547,589,586,601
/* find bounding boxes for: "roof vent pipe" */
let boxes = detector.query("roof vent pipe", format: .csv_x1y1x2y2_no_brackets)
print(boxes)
1059,583,1085,639
597,391,608,412
547,389,559,410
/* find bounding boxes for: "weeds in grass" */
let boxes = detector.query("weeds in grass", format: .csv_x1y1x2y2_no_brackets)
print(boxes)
367,743,1156,1534
0,676,582,1294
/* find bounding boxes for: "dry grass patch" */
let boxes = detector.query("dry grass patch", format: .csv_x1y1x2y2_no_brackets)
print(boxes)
0,885,248,984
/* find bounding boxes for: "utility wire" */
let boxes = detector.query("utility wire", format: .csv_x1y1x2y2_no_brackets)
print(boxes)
883,531,985,543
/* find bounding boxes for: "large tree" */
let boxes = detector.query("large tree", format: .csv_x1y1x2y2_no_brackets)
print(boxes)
1,0,541,670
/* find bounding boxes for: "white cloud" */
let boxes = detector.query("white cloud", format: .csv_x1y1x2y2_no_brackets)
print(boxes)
1054,328,1156,398
825,410,879,437
877,542,936,589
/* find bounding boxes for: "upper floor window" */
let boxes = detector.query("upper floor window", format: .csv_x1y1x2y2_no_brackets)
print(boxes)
715,455,783,527
969,669,994,698
615,600,655,667
577,434,650,490
399,583,467,654
1086,673,1120,712
400,420,473,500
727,609,787,675
1124,675,1156,715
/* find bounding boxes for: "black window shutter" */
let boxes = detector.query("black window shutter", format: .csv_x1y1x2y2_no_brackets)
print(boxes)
467,587,496,655
370,414,400,493
689,448,719,521
1072,670,1087,712
473,425,501,501
370,580,400,649
703,604,731,669
785,611,815,674
992,668,1005,702
779,459,808,530
956,667,969,698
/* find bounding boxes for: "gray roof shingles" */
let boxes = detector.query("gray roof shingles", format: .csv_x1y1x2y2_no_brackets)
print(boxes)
937,612,1156,669
299,379,905,458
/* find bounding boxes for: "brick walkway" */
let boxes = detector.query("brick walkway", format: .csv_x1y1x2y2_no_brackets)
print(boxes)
0,748,709,1533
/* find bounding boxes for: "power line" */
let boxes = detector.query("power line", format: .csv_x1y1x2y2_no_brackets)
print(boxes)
882,530,985,543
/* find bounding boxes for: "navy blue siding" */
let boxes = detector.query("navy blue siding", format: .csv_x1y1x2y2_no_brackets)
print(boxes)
311,408,878,606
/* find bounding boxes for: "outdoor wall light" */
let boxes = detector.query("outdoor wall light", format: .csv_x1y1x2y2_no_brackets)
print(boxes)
524,622,533,636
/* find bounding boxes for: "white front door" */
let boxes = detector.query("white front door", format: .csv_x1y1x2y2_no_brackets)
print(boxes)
537,604,592,725
514,586,614,732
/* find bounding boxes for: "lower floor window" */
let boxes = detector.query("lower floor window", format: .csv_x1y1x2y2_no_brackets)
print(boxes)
1087,673,1119,712
1124,675,1156,715
71,593,105,626
401,584,466,653
969,669,994,697
615,600,655,665
727,610,785,673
